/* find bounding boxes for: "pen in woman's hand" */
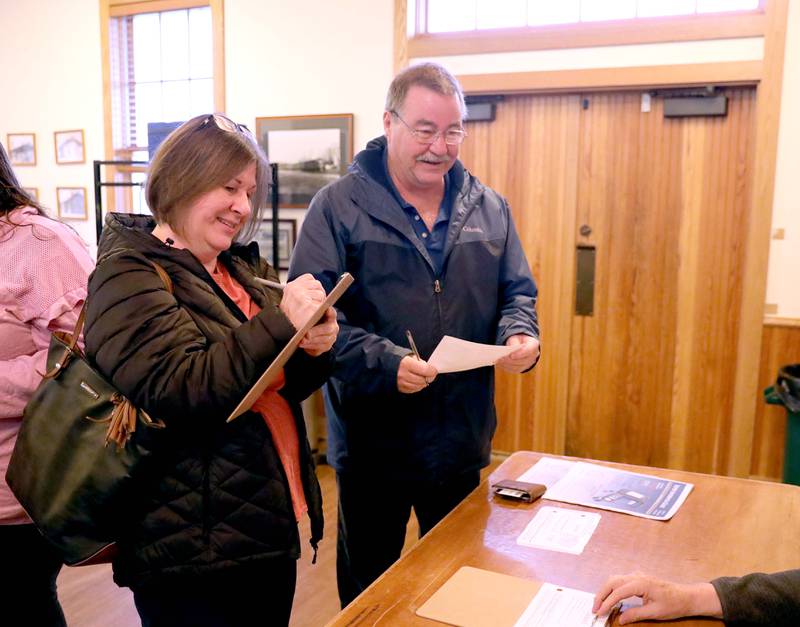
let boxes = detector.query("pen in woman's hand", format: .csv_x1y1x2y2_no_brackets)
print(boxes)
406,329,421,360
254,277,285,290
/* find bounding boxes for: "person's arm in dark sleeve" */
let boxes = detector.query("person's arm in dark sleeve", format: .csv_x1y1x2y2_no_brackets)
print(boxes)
712,569,800,627
281,348,334,403
288,189,409,395
85,252,296,425
494,198,540,371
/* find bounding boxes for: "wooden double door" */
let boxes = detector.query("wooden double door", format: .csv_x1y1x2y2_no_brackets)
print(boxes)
459,88,756,474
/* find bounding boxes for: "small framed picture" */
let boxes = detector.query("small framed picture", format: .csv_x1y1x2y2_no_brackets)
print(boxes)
254,218,297,270
54,129,86,164
22,187,39,201
6,133,37,166
56,187,88,221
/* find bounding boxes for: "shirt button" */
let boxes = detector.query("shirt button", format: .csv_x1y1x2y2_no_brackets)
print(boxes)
414,215,421,221
422,232,428,239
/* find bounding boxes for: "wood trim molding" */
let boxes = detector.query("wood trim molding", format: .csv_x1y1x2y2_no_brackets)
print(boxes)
764,316,800,328
457,61,762,96
109,0,207,16
409,11,765,58
100,1,113,162
728,0,789,477
394,0,409,73
210,0,225,112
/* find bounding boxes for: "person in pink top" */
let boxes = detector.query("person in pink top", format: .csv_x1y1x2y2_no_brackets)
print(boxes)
0,142,94,625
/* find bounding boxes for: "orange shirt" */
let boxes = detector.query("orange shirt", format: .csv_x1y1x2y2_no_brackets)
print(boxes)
211,263,307,521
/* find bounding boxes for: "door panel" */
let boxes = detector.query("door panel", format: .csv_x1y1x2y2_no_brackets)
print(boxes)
569,91,683,467
461,95,580,454
460,88,756,474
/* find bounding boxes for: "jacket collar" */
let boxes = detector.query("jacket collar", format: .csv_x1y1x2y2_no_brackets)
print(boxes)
348,136,485,268
97,213,271,321
98,213,260,271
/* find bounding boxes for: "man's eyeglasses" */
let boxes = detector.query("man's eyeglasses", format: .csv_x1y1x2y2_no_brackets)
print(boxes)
390,111,467,146
199,113,251,135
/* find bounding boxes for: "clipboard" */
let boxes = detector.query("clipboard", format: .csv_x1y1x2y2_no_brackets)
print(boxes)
416,566,615,627
226,272,353,422
416,566,542,627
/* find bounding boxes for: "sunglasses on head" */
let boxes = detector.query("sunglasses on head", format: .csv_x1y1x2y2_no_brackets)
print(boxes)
199,113,251,135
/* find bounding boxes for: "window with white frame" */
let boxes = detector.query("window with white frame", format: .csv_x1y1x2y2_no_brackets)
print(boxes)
423,0,761,34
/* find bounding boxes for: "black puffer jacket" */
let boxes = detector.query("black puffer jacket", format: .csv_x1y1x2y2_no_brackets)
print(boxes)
84,213,327,588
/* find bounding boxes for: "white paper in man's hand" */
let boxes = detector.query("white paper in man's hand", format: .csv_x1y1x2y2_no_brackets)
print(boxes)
427,335,518,373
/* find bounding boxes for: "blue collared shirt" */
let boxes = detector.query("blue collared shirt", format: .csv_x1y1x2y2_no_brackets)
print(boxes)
382,151,455,275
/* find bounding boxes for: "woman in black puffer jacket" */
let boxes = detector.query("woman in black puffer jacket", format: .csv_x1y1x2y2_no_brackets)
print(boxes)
84,114,338,627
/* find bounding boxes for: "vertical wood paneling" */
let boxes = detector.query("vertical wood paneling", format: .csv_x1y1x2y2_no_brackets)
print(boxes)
459,94,580,454
462,88,765,476
751,322,800,480
678,90,755,473
569,92,684,468
569,89,755,472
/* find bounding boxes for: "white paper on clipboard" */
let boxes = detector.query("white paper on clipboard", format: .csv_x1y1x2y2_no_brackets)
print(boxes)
226,272,353,422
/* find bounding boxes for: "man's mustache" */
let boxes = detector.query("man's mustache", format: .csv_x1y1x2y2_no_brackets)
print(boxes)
416,154,450,164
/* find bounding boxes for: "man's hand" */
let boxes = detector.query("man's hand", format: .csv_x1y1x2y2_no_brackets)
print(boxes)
299,307,338,357
397,355,438,394
496,334,540,373
592,573,723,624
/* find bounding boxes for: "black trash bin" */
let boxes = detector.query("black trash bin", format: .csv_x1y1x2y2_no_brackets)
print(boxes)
765,364,800,485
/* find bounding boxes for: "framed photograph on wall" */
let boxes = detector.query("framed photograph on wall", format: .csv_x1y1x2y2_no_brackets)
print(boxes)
56,187,88,221
255,114,353,208
22,187,39,201
54,129,86,164
254,218,297,270
6,133,36,166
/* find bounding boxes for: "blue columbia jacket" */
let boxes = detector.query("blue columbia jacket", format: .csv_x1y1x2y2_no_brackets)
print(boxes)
289,136,539,482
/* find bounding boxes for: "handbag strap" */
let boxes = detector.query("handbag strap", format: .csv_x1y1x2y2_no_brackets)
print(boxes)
64,260,173,356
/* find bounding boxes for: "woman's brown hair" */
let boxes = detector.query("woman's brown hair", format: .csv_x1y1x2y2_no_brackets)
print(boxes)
146,113,270,242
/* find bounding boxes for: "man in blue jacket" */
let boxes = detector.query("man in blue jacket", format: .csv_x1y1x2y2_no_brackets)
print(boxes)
289,62,540,606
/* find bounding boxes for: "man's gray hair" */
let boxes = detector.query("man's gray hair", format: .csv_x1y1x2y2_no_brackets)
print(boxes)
385,62,467,120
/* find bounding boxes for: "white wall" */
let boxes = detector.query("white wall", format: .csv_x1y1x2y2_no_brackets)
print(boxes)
0,0,104,250
0,0,394,248
224,0,394,233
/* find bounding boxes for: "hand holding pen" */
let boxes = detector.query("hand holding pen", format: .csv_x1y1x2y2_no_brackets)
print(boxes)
397,329,438,394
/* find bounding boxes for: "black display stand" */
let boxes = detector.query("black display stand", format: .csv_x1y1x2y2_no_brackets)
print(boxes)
93,159,280,268
92,159,148,242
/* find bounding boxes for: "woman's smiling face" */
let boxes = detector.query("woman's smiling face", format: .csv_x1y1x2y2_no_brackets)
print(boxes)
178,161,257,264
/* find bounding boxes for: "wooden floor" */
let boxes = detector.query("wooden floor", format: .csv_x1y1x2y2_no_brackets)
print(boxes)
57,459,501,626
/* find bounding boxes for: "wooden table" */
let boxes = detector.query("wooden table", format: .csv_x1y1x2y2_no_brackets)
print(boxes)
326,451,800,626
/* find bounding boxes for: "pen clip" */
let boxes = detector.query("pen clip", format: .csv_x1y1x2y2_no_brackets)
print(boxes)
405,329,421,361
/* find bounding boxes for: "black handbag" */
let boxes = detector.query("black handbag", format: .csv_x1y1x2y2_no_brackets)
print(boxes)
6,262,171,566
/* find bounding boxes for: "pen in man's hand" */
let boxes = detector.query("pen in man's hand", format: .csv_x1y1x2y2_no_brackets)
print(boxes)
254,277,286,290
406,329,421,360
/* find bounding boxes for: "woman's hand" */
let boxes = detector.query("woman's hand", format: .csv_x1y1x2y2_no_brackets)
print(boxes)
279,274,326,330
300,307,338,356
